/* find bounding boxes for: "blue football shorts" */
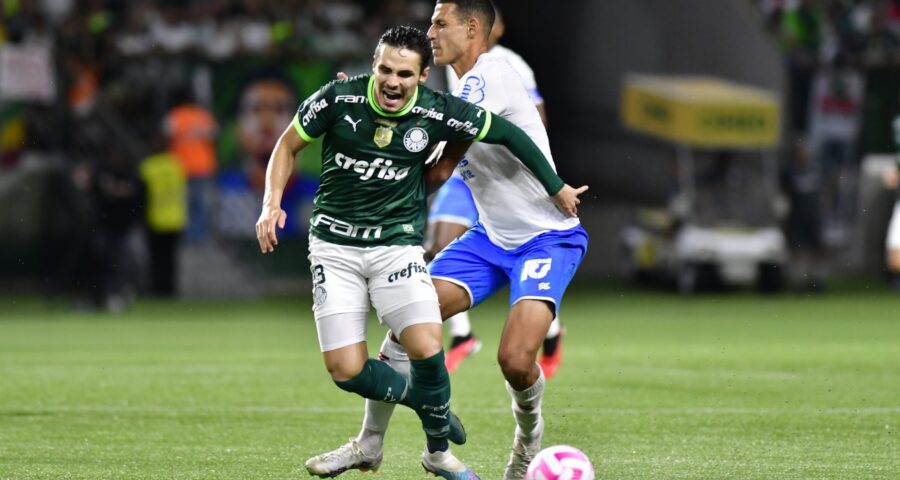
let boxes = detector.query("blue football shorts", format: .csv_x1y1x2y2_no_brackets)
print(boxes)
428,175,479,228
429,223,589,314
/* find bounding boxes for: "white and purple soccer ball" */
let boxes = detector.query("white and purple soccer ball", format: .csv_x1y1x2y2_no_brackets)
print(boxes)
525,445,595,480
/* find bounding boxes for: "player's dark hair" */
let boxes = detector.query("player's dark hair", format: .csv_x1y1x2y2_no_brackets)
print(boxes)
377,26,433,71
436,0,496,34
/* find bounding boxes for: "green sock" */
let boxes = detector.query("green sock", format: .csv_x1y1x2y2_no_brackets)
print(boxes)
406,351,451,453
334,358,407,403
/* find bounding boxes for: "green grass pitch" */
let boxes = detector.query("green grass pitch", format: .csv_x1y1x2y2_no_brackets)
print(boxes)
1,285,899,479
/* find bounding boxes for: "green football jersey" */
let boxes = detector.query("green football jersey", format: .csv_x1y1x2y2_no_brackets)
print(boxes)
293,74,492,246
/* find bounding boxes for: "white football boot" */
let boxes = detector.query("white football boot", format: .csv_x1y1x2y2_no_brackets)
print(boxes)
304,439,381,478
421,448,481,479
501,416,544,480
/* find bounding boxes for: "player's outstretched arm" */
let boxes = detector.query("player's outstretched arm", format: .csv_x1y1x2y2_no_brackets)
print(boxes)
256,124,308,254
425,140,472,195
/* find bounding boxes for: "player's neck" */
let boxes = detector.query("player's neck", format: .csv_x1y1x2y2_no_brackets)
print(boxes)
451,45,488,79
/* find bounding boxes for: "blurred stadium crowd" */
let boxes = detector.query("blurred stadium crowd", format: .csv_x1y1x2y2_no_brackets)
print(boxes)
1,0,900,310
0,0,434,309
753,0,900,289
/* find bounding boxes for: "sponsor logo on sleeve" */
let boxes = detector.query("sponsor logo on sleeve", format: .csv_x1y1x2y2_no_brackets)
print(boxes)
301,98,329,126
446,118,480,137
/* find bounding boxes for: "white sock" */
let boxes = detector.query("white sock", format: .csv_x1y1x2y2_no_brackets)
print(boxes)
545,317,561,339
357,332,409,454
505,367,545,439
447,311,472,338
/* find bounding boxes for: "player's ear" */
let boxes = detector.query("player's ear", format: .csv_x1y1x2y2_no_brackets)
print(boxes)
467,17,478,38
419,66,431,85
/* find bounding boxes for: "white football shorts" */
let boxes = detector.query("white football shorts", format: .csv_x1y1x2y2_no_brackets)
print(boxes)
307,235,441,352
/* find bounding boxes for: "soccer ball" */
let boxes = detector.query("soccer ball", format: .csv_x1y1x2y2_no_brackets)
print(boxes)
525,445,595,480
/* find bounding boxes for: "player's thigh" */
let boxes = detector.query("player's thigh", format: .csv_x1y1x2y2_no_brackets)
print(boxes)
433,279,471,319
308,237,370,348
368,245,442,334
425,221,470,260
509,226,589,316
429,228,508,312
499,299,555,358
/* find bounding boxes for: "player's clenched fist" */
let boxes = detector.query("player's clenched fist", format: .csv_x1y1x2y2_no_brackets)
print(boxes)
256,205,287,253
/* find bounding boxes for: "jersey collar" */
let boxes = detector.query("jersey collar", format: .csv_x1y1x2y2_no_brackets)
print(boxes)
367,75,419,118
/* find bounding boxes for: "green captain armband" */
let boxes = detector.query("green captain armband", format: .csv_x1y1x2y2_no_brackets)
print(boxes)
480,114,565,196
292,113,317,143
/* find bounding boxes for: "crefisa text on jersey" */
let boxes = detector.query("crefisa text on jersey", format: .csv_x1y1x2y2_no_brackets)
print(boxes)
301,98,329,126
334,152,410,181
411,105,444,121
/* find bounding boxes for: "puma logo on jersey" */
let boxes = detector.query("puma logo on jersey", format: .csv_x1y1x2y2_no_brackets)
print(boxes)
335,152,410,181
344,115,361,132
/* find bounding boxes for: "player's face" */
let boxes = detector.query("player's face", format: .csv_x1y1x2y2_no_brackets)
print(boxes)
372,45,429,113
428,3,468,67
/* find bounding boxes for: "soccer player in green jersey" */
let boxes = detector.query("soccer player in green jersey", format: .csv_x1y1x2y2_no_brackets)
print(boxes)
255,26,583,479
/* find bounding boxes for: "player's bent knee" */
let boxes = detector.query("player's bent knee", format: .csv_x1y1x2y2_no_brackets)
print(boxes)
383,301,443,360
497,349,537,385
397,323,442,359
324,356,365,382
322,343,368,382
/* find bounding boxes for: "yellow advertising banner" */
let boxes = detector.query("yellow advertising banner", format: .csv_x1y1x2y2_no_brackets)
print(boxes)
622,75,780,148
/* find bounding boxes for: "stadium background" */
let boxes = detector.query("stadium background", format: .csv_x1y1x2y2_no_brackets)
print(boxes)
1,1,899,479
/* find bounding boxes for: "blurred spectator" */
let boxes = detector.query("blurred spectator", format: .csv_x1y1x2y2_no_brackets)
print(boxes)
807,60,864,244
887,113,900,290
92,147,144,311
860,4,900,66
780,0,822,132
164,88,218,242
781,136,828,292
140,146,187,297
